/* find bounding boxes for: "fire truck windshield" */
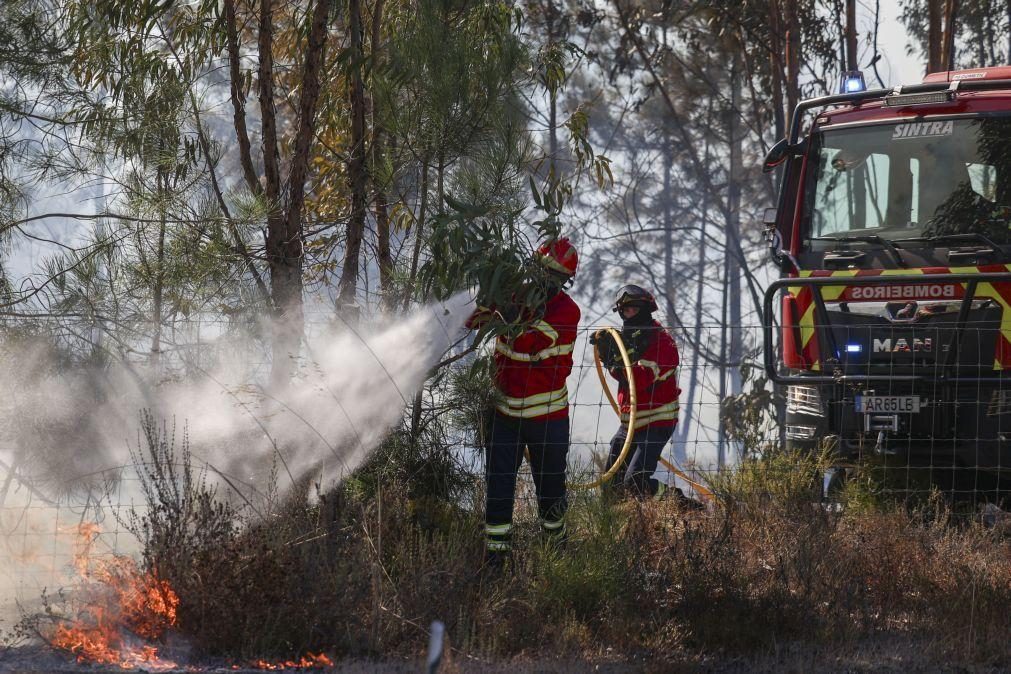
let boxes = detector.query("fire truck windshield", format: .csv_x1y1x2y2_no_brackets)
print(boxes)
807,116,1011,248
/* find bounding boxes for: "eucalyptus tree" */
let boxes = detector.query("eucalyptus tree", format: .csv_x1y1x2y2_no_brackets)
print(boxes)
902,0,1010,71
556,0,841,462
0,0,337,388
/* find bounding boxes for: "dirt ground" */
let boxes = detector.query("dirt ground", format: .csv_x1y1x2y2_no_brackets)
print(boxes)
1,638,1008,674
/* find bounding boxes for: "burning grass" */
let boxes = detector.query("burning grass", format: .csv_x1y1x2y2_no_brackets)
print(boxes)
12,422,1011,670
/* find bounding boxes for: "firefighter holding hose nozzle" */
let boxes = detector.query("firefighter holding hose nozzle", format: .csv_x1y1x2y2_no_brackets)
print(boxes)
466,238,581,569
592,284,688,501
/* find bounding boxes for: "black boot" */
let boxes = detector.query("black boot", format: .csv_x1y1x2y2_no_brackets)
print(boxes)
672,487,706,511
540,520,568,552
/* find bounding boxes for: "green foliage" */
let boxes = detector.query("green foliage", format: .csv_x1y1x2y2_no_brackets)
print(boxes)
719,349,778,456
707,447,831,514
531,497,631,621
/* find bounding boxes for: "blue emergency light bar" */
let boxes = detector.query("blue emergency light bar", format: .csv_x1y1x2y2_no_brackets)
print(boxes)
840,70,866,94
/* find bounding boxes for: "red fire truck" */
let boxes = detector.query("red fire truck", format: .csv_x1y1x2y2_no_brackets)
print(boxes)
763,66,1011,492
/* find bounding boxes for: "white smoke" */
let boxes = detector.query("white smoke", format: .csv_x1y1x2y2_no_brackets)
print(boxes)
0,292,475,616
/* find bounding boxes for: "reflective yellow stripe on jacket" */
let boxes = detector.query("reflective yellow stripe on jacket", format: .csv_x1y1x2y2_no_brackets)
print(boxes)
638,359,677,382
496,386,569,419
495,340,574,362
620,400,679,430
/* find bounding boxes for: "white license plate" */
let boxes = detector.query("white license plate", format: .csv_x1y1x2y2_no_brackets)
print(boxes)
855,395,920,413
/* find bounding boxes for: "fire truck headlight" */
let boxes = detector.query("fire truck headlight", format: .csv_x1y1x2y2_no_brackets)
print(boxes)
786,385,822,415
845,343,862,354
786,425,818,440
840,70,866,94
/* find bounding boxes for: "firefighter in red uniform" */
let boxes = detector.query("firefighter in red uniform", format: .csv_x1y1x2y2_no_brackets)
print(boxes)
592,285,681,497
466,238,581,565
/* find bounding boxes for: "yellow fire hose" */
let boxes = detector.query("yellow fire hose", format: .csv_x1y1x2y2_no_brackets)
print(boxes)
566,327,638,491
584,328,715,501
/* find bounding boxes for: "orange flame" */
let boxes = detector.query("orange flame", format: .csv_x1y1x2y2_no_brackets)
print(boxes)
49,523,334,671
47,523,180,670
251,652,334,670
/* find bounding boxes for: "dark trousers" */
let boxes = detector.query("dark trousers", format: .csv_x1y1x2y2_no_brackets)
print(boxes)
485,412,569,527
606,423,675,496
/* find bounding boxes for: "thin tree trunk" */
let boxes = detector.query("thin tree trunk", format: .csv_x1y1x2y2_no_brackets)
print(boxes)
727,57,744,460
785,0,800,119
768,0,786,140
370,0,394,311
150,173,167,371
718,246,729,469
338,0,368,324
224,0,263,198
928,0,942,73
845,0,858,70
404,161,429,311
375,134,393,310
546,0,558,174
940,0,958,71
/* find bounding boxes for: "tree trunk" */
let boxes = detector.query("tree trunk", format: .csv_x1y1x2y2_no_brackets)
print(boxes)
370,0,394,311
546,0,558,175
375,134,393,311
940,0,958,71
784,0,801,120
717,246,729,469
403,160,429,311
338,0,368,325
845,0,858,71
727,58,744,461
259,0,292,391
768,0,786,140
150,207,166,372
262,0,331,391
928,0,942,73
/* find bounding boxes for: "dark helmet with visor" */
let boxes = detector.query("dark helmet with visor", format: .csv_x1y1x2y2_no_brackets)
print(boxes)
612,284,658,314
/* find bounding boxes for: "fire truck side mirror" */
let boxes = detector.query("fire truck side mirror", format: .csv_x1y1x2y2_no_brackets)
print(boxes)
762,207,778,227
762,138,790,172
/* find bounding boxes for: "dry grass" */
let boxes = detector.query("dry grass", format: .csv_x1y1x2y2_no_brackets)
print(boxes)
83,426,1011,668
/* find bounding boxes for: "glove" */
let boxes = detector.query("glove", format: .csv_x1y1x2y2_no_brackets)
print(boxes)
592,329,622,368
465,305,495,329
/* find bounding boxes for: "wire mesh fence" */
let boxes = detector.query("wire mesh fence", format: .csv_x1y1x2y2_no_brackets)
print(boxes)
1,316,1009,618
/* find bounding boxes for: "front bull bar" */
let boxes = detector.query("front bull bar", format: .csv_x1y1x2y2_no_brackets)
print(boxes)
762,272,1011,385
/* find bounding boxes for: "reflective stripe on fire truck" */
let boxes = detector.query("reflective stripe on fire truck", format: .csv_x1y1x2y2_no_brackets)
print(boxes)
974,266,1011,369
620,400,679,430
495,340,574,362
793,269,923,371
793,266,1011,371
495,386,569,418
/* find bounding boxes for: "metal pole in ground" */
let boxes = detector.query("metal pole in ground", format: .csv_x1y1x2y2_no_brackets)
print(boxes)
425,621,445,673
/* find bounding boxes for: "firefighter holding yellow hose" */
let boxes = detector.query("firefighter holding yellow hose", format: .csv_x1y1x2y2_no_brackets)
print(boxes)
592,285,687,500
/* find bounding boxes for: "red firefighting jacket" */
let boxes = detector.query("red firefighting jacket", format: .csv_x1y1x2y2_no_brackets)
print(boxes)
611,321,680,430
469,292,581,421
